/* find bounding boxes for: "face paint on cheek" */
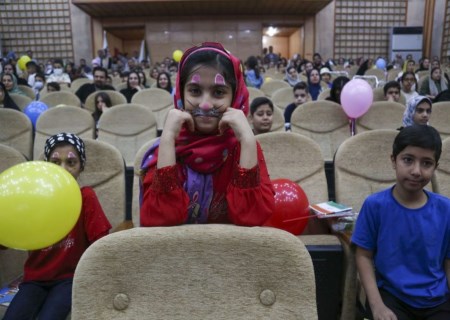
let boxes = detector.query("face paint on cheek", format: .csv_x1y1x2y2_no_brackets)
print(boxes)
215,74,226,86
191,74,201,84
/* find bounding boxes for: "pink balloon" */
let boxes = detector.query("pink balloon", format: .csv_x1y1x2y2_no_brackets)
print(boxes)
340,79,373,118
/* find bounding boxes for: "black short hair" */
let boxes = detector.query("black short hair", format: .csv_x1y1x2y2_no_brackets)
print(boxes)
250,97,274,115
383,81,401,96
293,81,308,93
393,125,442,163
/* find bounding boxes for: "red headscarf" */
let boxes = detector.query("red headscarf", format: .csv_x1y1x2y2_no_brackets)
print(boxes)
142,42,249,174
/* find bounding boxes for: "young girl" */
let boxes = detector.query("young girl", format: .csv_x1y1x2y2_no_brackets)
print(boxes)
0,82,21,111
3,132,111,320
92,91,112,125
120,70,143,103
245,55,264,89
140,42,274,226
402,95,432,127
156,71,174,95
249,96,274,135
400,71,419,104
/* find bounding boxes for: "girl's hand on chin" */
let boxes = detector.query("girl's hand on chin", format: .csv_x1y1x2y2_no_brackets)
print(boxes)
218,108,253,142
162,109,195,141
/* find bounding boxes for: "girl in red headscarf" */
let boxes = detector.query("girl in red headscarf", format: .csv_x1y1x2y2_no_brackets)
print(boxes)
140,42,274,226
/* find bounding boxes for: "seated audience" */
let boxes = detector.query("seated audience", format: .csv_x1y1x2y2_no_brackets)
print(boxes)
156,71,174,95
326,76,350,105
249,97,274,135
400,71,419,104
0,82,21,111
383,81,401,103
284,65,301,87
245,55,263,89
75,67,115,105
47,82,61,93
402,95,432,127
120,70,143,103
419,67,449,101
284,81,309,130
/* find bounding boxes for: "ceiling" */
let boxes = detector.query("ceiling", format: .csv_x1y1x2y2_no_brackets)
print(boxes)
72,0,332,18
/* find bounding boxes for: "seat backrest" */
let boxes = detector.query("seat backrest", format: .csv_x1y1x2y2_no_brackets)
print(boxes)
428,101,450,139
114,82,127,91
372,87,406,105
72,225,317,320
131,88,173,131
132,138,159,226
84,90,127,113
18,84,36,100
260,79,290,98
0,144,28,287
39,91,82,108
357,101,405,132
317,88,331,100
0,109,33,159
97,104,158,167
33,106,95,159
432,136,450,197
70,78,92,93
256,132,328,205
290,100,350,161
364,68,386,82
334,129,398,212
247,86,266,105
9,93,33,111
271,87,293,110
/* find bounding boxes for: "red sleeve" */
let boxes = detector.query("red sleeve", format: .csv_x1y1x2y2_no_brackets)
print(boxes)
81,187,112,243
226,142,275,226
140,165,190,226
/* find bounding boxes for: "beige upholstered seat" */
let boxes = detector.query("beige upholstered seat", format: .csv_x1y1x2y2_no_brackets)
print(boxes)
0,109,34,159
131,88,173,131
356,101,405,132
261,79,290,98
372,87,406,105
271,87,293,110
387,68,400,81
72,225,317,320
18,84,36,100
84,90,127,113
114,82,127,91
33,106,95,159
290,100,350,161
132,138,159,226
247,86,265,104
334,129,398,213
70,78,92,93
364,68,386,82
256,132,327,205
0,145,29,318
39,91,82,108
428,102,450,139
9,93,32,111
432,136,450,197
317,88,331,100
97,103,158,167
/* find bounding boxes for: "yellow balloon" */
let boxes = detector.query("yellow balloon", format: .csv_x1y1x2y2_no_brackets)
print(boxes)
265,77,272,82
172,50,183,63
0,161,82,250
17,55,31,71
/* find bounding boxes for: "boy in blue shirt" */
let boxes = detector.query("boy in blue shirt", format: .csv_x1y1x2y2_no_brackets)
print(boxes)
352,125,450,320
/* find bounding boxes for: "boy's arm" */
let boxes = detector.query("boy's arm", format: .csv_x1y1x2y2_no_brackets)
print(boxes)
355,246,398,320
445,259,450,289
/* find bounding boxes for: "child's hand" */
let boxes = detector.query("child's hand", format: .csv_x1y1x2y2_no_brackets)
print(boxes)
218,108,253,142
372,303,397,320
161,109,195,141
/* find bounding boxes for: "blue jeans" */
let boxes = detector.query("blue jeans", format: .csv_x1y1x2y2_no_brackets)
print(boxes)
2,278,72,320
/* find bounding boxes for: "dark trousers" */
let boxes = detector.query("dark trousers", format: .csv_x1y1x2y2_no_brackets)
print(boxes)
2,278,72,320
365,288,450,320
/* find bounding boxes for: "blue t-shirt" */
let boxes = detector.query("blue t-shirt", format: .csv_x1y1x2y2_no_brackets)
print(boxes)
352,187,450,308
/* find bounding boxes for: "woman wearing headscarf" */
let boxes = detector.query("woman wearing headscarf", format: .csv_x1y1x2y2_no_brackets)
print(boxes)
419,67,448,101
1,73,26,96
0,82,21,111
284,65,301,87
307,68,323,101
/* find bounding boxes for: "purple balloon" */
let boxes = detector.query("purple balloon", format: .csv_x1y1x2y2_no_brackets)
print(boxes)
340,79,373,118
24,101,48,128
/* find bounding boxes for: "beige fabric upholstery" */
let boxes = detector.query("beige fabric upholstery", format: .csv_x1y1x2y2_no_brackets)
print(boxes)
39,91,81,108
84,90,127,113
37,139,127,230
256,132,327,205
364,68,386,82
372,87,406,105
131,88,173,131
432,136,450,197
334,129,398,213
97,104,157,167
72,225,317,320
317,88,331,100
18,84,36,100
261,79,290,98
0,109,33,159
247,86,265,104
132,138,159,226
114,82,127,91
70,78,92,93
290,100,350,161
357,101,405,132
428,102,450,139
9,93,32,111
271,87,293,109
33,106,95,159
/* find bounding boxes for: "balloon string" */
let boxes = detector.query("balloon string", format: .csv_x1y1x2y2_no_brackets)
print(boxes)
283,215,317,223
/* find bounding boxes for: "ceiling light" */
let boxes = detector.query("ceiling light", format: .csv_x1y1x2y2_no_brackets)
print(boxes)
266,26,278,37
